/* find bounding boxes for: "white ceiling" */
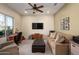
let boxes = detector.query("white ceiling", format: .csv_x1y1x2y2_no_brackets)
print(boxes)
6,3,64,16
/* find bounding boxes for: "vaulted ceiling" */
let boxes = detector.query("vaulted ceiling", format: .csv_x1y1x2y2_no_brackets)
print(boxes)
6,3,64,15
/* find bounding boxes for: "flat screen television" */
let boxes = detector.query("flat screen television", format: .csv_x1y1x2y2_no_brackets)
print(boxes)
32,23,43,29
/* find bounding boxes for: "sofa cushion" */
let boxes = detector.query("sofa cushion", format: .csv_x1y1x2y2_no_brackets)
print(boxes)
55,33,65,43
62,33,73,40
49,32,57,39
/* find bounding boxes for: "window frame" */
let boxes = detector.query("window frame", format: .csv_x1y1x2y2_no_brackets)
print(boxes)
5,15,14,35
0,12,14,38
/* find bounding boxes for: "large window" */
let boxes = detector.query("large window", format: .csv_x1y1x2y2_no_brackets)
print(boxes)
6,16,14,36
0,13,14,38
0,14,5,37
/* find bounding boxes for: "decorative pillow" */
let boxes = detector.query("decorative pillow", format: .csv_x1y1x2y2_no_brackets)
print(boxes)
49,32,57,39
54,32,57,39
61,37,69,43
55,33,65,43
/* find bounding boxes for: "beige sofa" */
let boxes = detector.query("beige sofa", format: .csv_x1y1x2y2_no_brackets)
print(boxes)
47,32,73,55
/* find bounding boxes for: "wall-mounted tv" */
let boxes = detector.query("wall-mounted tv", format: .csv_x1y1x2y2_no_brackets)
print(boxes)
32,23,43,29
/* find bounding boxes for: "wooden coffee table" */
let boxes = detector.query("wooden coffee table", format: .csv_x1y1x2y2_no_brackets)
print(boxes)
32,39,45,53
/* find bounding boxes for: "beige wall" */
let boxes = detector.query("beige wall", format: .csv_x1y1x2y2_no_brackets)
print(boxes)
22,15,54,37
54,3,79,35
0,4,22,32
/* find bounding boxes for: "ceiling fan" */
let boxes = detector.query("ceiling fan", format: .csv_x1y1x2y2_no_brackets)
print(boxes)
25,3,44,14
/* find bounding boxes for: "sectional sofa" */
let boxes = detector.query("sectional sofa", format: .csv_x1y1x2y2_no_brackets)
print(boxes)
47,32,73,55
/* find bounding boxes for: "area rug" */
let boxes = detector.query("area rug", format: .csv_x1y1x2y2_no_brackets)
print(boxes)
19,39,52,55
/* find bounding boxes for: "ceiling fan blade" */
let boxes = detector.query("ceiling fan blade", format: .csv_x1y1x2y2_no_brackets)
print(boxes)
28,3,34,7
36,9,43,13
37,5,44,8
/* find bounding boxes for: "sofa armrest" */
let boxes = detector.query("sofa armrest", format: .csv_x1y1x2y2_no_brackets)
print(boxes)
55,42,69,55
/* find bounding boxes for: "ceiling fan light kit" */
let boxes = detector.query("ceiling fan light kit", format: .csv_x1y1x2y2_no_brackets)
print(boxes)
24,11,27,13
47,11,49,14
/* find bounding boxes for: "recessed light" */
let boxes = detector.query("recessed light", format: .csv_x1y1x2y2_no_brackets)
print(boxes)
47,11,49,14
25,11,27,13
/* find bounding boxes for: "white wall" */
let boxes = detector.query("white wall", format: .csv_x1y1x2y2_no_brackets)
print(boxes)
22,15,54,37
0,4,21,44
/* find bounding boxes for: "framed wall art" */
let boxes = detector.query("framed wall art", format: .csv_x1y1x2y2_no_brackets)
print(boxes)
60,17,70,30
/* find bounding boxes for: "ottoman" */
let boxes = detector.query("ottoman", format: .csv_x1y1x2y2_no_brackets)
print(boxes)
32,39,45,53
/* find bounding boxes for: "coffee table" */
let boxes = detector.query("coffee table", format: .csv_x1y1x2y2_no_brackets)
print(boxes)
32,39,45,53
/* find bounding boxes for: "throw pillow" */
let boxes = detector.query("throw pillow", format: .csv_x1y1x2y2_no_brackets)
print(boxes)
49,32,57,39
54,32,57,39
61,37,69,43
55,33,65,43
